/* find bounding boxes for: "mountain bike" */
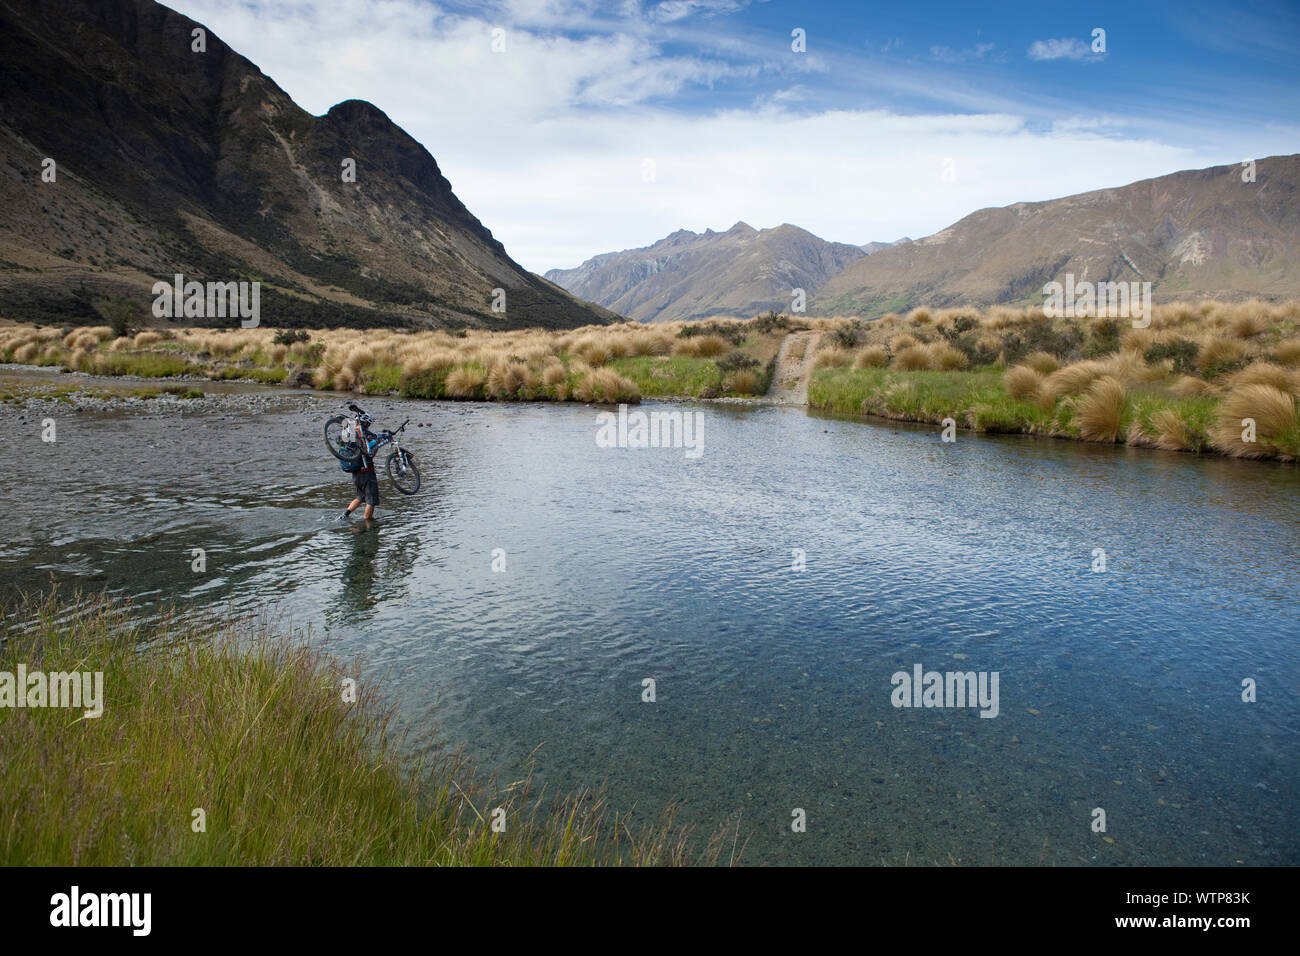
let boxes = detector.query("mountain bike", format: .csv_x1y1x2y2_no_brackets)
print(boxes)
324,403,421,495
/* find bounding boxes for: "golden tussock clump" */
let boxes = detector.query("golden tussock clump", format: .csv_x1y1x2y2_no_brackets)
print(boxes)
1271,339,1300,367
1197,336,1247,373
1228,301,1272,339
1004,365,1044,401
68,347,93,372
725,369,761,394
332,366,358,392
854,345,888,369
673,334,729,358
573,367,640,404
1170,375,1221,398
1074,375,1127,443
445,365,487,399
926,342,968,370
1225,362,1300,398
815,347,853,369
134,331,162,346
889,333,919,352
1147,408,1192,451
1101,351,1167,384
1121,327,1157,353
1041,360,1108,402
907,307,932,324
541,361,568,387
13,343,38,363
1023,351,1061,375
342,347,375,377
892,345,930,371
1212,384,1297,458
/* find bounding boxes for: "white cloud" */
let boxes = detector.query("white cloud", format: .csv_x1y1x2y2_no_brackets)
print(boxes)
1027,38,1095,61
165,0,1277,273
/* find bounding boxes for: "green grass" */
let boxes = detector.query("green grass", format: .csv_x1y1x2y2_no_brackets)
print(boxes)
0,591,736,866
94,351,191,378
609,356,724,397
810,366,1050,432
358,360,403,395
213,365,288,384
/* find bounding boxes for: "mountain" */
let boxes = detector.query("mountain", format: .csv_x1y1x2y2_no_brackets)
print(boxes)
0,0,613,330
860,239,910,255
814,155,1300,317
544,222,866,323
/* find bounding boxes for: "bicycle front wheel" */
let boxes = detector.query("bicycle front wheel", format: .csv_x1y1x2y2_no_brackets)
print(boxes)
386,449,421,495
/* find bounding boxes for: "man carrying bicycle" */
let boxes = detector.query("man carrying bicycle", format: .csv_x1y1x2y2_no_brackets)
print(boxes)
339,411,380,521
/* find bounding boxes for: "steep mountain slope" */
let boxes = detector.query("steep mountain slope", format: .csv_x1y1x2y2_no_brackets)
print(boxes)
813,155,1300,317
545,222,866,322
0,0,613,329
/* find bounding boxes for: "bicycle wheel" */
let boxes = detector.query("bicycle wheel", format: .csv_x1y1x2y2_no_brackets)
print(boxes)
386,449,421,495
325,416,362,462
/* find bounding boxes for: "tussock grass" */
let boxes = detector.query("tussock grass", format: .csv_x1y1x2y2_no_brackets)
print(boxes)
1023,351,1061,375
1211,384,1300,459
0,591,737,866
1004,365,1044,401
854,345,888,369
1073,375,1126,442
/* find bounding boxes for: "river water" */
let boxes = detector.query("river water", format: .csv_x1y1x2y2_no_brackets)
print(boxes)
7,369,1299,865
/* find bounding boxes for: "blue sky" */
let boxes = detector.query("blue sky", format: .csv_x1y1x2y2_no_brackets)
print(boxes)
171,0,1299,270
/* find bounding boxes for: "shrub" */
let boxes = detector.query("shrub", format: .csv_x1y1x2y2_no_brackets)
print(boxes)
1144,338,1200,375
716,351,760,374
751,310,791,334
1083,318,1121,358
93,296,144,339
273,329,311,346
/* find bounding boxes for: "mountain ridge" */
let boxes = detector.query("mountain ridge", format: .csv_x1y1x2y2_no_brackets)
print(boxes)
544,222,867,322
0,0,614,329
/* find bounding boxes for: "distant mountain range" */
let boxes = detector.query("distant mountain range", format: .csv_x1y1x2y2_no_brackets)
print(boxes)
544,222,873,323
549,157,1300,322
815,154,1300,317
0,0,613,329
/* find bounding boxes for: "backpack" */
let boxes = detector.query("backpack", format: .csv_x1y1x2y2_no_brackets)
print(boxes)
339,441,364,472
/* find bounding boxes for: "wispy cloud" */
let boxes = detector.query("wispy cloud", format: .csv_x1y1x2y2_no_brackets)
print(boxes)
1027,37,1098,61
930,42,996,63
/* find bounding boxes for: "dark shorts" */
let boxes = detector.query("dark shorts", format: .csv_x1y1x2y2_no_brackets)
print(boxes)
353,469,379,506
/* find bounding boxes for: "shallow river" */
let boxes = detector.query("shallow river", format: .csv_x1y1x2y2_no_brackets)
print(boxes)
7,369,1299,865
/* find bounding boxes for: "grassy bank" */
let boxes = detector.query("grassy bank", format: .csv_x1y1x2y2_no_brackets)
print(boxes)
0,592,735,866
806,301,1300,461
0,316,788,404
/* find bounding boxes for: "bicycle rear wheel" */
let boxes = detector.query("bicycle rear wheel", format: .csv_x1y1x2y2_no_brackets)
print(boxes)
386,449,421,495
325,416,362,462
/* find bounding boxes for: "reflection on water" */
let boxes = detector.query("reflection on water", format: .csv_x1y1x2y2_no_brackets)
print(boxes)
7,382,1300,865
